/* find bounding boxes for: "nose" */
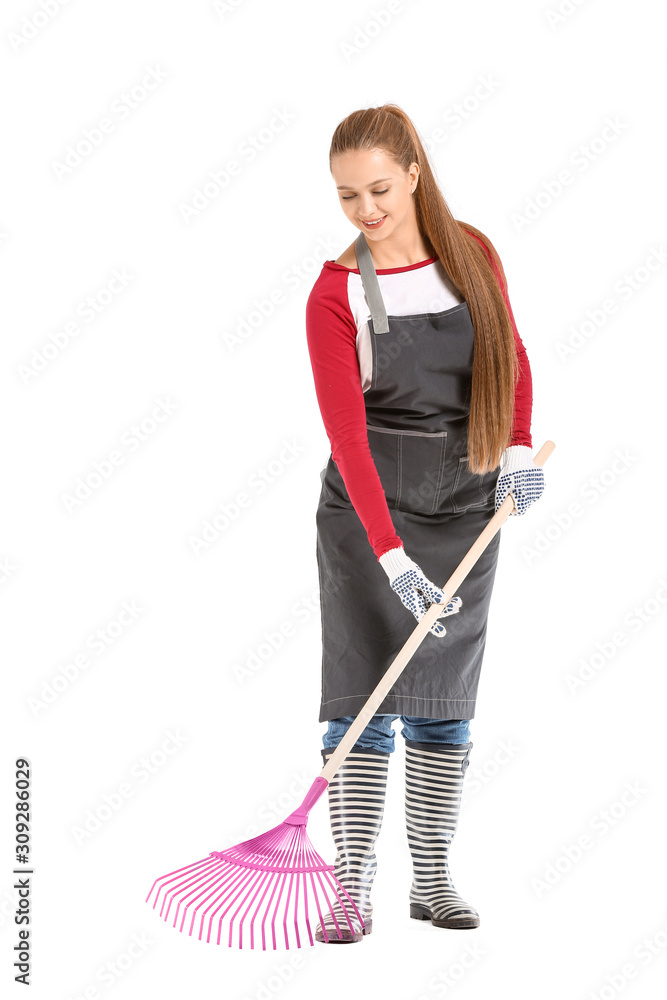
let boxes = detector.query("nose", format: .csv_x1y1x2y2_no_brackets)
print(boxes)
357,194,378,218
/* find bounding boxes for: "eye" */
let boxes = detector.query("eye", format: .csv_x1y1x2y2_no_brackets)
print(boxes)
341,188,389,200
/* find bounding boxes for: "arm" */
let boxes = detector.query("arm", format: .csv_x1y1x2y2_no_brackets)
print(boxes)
305,270,404,560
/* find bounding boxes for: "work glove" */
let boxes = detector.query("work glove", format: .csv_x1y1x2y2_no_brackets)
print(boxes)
494,445,545,515
378,546,462,638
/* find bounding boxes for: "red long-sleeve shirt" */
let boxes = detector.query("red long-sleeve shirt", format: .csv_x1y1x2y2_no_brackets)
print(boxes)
305,231,533,559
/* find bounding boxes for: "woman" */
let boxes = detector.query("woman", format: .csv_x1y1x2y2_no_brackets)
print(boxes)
305,104,544,943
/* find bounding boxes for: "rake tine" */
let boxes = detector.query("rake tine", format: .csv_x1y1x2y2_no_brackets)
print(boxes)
168,859,233,930
198,863,259,944
146,856,214,911
243,868,275,951
280,865,297,950
161,861,221,924
319,874,344,942
330,872,365,932
311,869,339,943
180,862,238,936
306,871,327,946
258,868,284,951
232,865,276,949
321,868,363,939
269,871,289,951
237,864,279,951
169,860,226,929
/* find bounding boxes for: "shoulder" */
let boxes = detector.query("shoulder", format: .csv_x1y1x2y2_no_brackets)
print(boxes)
306,259,350,306
305,259,357,338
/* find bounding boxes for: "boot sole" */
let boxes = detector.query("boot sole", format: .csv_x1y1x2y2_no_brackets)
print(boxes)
315,918,372,944
410,903,479,929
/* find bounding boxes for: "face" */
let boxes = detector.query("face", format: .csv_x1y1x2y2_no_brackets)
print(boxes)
331,147,418,241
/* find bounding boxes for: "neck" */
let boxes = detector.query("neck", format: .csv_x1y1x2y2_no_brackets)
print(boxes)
363,224,432,269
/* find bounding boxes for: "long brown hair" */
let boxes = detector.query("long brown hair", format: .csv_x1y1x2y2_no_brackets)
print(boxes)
329,103,519,474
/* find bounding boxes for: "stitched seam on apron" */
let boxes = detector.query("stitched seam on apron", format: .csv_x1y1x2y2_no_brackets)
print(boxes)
395,434,403,508
366,424,448,438
322,691,475,714
451,455,493,513
429,435,447,515
373,301,468,326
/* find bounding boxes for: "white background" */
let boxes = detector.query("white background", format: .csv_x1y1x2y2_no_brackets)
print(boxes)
2,0,666,998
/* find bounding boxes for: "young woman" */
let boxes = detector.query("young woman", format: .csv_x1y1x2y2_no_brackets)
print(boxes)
305,104,544,943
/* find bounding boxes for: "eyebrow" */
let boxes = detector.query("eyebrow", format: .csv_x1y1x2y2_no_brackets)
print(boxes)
336,177,392,190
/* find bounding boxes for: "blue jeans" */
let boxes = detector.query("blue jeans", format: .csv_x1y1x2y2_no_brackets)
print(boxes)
323,715,471,754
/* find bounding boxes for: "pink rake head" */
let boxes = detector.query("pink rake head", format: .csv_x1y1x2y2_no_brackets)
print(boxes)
145,777,365,950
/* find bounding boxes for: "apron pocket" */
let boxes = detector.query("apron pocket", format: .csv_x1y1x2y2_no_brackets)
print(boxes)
450,455,498,513
367,424,447,515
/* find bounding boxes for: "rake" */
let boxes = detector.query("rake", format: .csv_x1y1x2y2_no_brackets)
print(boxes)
146,440,555,949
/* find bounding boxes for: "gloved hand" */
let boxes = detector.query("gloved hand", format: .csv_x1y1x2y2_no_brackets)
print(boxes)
378,546,462,638
494,445,545,515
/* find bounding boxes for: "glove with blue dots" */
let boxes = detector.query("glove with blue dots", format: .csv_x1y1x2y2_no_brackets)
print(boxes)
378,546,462,638
494,445,545,515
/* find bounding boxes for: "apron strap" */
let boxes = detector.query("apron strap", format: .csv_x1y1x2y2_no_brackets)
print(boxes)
355,232,389,334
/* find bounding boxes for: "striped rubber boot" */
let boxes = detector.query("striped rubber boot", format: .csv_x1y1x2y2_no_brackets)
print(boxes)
315,747,390,943
404,740,480,929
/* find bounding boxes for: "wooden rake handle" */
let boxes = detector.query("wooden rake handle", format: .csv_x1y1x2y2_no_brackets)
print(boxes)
319,439,556,783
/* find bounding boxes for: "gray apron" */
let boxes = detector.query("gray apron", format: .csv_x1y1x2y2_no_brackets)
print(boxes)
315,232,502,723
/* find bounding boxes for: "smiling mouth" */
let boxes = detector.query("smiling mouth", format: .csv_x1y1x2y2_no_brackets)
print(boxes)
362,215,386,227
